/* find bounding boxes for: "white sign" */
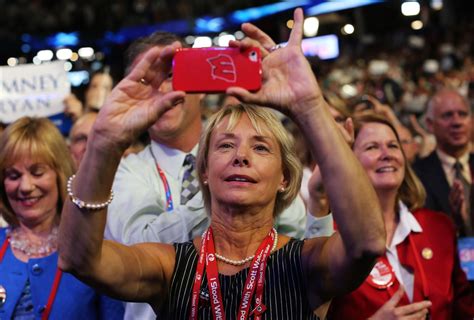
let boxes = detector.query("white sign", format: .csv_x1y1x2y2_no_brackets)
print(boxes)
0,61,70,123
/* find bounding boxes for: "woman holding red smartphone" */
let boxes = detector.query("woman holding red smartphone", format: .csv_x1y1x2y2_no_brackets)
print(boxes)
58,9,385,319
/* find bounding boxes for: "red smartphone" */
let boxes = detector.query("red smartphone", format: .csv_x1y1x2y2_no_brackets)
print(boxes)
172,47,262,93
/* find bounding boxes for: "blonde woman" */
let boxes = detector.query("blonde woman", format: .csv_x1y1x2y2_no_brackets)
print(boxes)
0,117,123,319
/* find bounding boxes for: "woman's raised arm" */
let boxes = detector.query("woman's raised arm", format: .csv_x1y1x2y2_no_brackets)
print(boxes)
227,8,386,307
58,44,184,307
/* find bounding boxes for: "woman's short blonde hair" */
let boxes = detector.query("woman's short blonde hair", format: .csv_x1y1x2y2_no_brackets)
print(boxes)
0,117,75,226
353,113,426,211
196,104,302,217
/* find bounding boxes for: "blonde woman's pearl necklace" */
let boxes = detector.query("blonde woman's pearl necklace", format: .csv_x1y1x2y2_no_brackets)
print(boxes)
213,228,278,266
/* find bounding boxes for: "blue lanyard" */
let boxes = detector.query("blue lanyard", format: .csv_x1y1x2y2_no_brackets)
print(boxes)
156,163,173,212
150,148,174,212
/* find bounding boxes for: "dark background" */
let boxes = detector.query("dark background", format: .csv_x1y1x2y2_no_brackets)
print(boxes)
1,0,472,81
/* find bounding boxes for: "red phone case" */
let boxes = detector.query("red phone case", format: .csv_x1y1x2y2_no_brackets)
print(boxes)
172,47,261,93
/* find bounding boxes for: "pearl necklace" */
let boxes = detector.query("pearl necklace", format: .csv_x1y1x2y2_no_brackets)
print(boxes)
213,228,278,266
7,226,58,257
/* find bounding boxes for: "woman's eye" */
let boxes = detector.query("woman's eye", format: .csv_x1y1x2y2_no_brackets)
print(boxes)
255,145,269,152
31,165,47,177
32,171,45,177
218,143,233,149
366,145,377,151
5,172,20,180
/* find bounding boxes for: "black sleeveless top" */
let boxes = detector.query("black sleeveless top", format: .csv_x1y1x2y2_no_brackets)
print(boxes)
157,239,319,319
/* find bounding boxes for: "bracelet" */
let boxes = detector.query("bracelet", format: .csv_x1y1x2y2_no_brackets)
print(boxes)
67,174,114,210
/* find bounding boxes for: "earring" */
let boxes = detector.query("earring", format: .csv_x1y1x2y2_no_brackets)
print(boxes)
203,180,208,185
279,187,285,193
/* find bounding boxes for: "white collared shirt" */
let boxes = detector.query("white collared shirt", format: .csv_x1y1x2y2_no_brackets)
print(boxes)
150,141,200,209
386,202,423,302
105,141,205,245
436,148,471,186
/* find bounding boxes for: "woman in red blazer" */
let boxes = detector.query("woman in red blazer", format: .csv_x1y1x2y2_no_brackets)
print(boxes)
327,113,474,320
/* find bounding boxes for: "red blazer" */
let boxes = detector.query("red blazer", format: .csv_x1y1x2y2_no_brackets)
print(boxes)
327,208,474,320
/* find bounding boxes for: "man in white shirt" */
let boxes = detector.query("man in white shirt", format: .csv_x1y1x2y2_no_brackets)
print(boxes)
413,88,473,236
104,31,307,320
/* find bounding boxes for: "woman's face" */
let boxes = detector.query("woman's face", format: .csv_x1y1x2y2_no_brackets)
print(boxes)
204,114,286,212
353,122,405,193
4,158,58,228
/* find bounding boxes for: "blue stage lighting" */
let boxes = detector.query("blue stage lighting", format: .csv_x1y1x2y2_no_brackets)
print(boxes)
306,0,383,16
231,1,310,24
46,32,79,47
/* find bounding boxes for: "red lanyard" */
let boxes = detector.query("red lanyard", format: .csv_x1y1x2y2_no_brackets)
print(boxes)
150,147,174,211
189,227,275,320
156,163,174,212
0,236,62,320
0,237,8,259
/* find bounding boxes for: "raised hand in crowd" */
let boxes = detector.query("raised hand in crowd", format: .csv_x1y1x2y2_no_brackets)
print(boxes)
227,11,323,116
91,44,185,153
64,93,84,122
408,114,436,159
364,95,401,127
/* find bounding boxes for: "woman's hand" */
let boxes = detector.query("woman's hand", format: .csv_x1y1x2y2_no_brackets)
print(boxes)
226,8,324,117
307,165,329,217
64,93,84,122
339,117,354,145
92,43,186,152
369,286,431,320
363,95,401,127
409,115,436,158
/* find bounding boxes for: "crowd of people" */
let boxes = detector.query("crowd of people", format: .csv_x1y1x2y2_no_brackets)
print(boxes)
0,7,473,320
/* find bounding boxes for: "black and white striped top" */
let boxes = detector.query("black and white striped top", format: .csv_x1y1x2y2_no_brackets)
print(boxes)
157,239,319,320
